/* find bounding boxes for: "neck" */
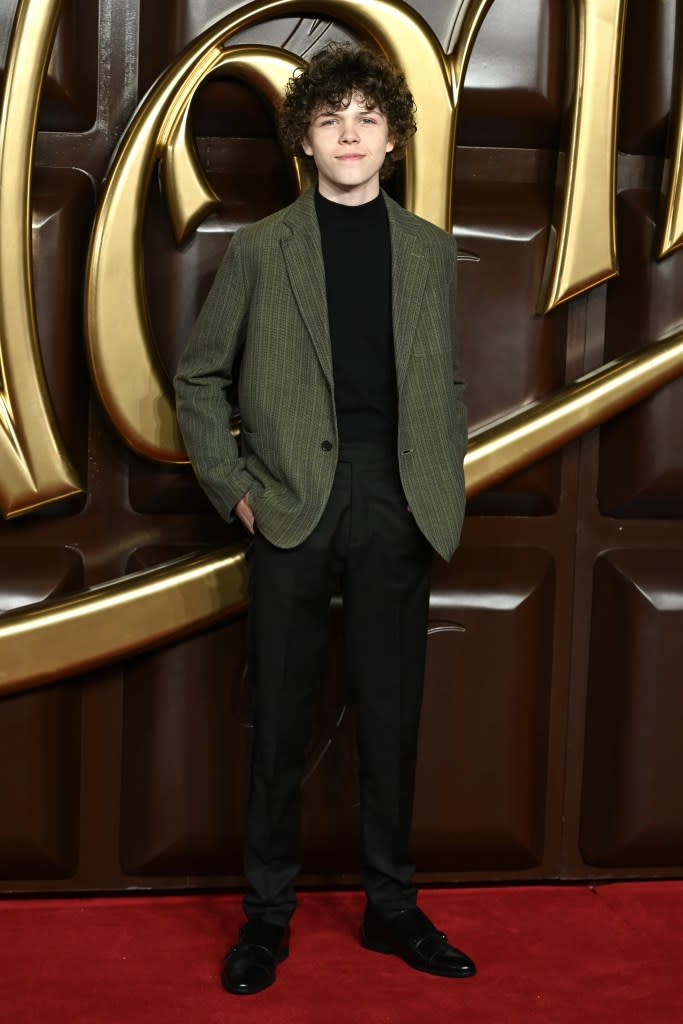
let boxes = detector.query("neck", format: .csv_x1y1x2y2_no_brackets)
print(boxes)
316,180,381,207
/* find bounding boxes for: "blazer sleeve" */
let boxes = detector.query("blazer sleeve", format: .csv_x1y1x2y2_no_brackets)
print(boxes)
174,230,257,522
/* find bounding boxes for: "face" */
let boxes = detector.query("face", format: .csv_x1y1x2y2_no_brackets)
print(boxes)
302,93,394,206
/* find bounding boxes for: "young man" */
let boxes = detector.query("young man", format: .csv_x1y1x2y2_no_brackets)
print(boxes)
174,43,472,995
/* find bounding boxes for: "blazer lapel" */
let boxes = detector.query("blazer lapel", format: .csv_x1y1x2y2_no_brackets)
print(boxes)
385,194,428,393
279,189,428,395
280,190,334,389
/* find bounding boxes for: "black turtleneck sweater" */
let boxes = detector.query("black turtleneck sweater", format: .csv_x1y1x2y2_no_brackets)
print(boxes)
314,189,397,445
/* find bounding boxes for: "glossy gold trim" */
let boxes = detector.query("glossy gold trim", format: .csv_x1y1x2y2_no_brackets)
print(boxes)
465,330,683,495
0,548,248,695
0,0,83,517
539,0,627,313
3,332,682,697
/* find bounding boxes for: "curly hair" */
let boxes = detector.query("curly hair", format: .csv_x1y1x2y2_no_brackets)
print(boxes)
279,42,416,180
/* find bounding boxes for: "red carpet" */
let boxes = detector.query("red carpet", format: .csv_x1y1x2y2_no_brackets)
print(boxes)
2,884,681,1023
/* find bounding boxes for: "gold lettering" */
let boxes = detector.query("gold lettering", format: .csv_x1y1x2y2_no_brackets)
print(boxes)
539,0,627,312
160,49,313,245
0,0,82,516
4,0,683,695
86,41,307,462
658,2,683,259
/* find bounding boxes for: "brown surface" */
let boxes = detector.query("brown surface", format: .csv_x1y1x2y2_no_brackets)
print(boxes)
0,0,682,893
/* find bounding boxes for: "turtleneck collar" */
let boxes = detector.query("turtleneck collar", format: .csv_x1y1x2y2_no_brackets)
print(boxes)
314,187,386,224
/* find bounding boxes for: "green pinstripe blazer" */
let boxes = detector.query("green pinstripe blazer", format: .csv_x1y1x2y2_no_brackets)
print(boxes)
174,187,467,561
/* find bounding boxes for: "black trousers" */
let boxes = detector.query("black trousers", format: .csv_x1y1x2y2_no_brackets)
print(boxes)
243,442,432,926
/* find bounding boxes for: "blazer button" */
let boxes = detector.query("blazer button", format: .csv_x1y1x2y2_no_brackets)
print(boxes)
320,440,333,452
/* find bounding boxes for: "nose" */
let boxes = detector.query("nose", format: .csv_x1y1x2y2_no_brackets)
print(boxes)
339,121,360,144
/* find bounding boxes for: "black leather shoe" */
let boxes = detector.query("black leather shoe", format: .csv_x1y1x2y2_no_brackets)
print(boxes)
361,905,476,978
221,919,289,995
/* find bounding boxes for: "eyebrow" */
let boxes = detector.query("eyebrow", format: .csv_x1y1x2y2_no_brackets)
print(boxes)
315,106,379,118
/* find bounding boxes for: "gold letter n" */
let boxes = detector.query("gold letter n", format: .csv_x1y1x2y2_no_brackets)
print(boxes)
0,0,82,517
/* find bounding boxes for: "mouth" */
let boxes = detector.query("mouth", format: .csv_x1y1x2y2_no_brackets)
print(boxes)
336,154,364,161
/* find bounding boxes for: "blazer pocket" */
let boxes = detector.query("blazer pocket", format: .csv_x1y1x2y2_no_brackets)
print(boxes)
241,426,277,489
240,425,266,457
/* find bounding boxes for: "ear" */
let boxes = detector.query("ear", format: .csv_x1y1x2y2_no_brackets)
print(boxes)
385,137,395,154
302,134,313,157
